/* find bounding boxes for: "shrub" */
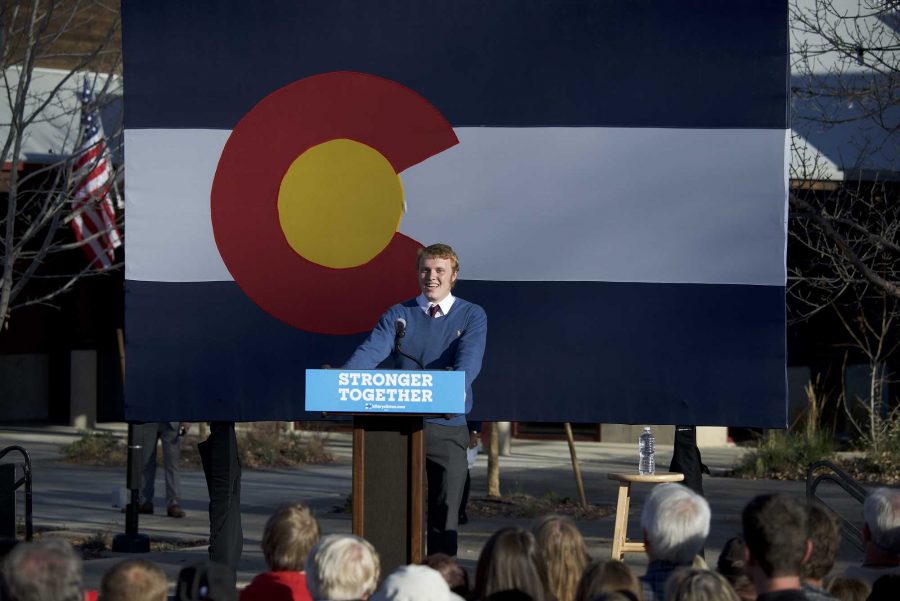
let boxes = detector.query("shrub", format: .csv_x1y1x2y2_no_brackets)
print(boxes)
840,414,900,485
730,429,836,480
237,422,333,468
63,423,333,469
62,430,126,466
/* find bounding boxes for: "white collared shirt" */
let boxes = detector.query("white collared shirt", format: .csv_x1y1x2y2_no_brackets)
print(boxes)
416,292,455,318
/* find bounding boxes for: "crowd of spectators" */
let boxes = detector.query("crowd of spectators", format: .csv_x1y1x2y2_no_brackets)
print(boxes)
0,486,897,601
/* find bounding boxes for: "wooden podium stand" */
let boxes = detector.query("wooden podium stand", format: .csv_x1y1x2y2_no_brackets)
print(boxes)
305,368,464,575
351,415,425,575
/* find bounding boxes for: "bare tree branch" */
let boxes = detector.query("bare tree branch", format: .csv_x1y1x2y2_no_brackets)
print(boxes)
0,0,122,331
788,0,900,446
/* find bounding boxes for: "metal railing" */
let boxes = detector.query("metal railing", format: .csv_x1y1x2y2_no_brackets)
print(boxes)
806,460,868,552
0,445,33,541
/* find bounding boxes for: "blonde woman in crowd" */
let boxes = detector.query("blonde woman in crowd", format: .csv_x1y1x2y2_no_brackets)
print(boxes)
664,569,738,601
472,527,552,601
574,559,641,601
532,515,590,601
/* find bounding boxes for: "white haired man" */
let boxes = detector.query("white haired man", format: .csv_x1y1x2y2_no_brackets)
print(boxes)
639,483,711,601
305,534,381,601
1,539,84,601
844,487,900,584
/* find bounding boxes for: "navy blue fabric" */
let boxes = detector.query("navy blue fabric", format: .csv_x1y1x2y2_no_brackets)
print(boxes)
124,279,786,427
122,0,788,130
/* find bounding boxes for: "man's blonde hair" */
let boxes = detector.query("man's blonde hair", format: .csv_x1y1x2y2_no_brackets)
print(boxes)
416,243,459,274
262,503,321,571
99,559,167,601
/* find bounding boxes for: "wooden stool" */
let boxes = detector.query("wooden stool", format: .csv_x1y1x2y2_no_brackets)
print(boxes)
607,472,685,560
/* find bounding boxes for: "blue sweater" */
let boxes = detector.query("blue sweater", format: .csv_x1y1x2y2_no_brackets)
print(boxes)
344,297,488,426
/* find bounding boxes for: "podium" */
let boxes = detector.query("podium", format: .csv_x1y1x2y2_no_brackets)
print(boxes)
352,415,424,572
306,369,465,574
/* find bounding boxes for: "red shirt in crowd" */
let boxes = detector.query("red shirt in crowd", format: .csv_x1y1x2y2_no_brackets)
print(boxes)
240,571,312,601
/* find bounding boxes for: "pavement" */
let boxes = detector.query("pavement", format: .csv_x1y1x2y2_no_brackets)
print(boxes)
0,424,873,591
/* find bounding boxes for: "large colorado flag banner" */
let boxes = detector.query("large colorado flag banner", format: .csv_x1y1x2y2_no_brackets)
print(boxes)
123,1,789,426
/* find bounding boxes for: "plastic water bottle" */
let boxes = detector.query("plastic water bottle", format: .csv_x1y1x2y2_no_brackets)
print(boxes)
639,427,655,475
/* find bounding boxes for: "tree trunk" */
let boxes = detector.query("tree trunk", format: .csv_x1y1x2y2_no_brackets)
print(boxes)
487,422,500,497
563,422,588,509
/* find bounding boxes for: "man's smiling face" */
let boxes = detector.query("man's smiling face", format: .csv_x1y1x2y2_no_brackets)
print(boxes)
418,256,457,303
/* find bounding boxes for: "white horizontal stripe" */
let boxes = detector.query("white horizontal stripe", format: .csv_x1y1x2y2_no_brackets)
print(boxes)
402,128,788,286
125,127,787,285
125,129,232,281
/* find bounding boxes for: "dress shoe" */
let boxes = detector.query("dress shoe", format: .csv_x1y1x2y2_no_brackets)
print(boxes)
167,504,186,518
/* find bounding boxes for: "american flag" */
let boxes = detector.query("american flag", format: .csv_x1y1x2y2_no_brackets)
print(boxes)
69,76,122,270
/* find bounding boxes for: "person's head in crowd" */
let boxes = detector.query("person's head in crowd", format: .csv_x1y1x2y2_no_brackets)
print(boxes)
640,484,710,565
862,487,900,561
741,494,811,592
421,553,469,598
175,561,237,601
483,591,535,601
866,574,900,601
824,576,870,601
574,559,640,601
262,502,321,572
370,565,463,601
1,539,83,601
473,527,552,601
531,515,590,601
715,537,755,601
98,559,167,601
586,594,638,601
305,534,380,601
663,569,738,601
802,502,840,588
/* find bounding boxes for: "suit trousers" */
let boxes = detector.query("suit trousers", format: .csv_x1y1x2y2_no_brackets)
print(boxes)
198,421,243,571
425,422,469,556
669,425,710,496
140,422,181,508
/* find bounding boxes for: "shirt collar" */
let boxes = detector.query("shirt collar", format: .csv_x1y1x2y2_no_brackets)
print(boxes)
416,292,455,317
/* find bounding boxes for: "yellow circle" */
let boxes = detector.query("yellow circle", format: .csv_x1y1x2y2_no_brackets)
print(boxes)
277,138,404,269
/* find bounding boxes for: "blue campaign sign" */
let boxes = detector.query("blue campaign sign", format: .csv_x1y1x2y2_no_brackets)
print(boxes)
305,369,465,414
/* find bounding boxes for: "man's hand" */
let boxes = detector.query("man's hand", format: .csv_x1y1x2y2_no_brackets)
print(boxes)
178,422,191,436
469,431,480,449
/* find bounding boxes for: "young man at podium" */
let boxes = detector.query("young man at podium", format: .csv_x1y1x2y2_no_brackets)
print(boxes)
343,243,488,557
